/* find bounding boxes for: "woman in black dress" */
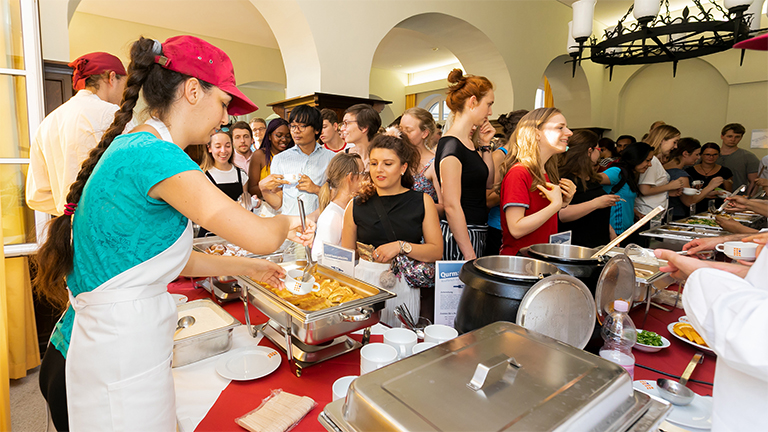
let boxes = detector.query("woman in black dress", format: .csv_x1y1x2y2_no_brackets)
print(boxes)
342,131,442,325
434,69,495,260
557,130,620,247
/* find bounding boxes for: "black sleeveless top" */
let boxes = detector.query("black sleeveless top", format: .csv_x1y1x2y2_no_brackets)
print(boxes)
434,136,489,225
205,168,244,201
353,190,425,248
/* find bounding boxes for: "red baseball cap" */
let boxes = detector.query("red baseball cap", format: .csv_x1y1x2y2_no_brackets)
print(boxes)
733,33,768,51
155,35,258,115
68,52,127,91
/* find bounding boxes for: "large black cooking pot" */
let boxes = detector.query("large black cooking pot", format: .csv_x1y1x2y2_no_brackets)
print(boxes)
519,244,609,294
454,256,563,334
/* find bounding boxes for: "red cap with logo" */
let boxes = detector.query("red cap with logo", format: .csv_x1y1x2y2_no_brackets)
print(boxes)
68,52,127,91
155,35,258,115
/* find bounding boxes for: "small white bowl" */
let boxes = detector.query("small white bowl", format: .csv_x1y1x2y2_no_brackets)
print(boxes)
682,188,700,196
634,330,671,353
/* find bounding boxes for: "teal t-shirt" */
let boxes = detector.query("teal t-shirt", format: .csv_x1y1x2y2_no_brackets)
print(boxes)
51,132,202,357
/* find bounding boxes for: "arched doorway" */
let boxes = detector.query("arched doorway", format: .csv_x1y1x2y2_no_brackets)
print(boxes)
538,55,591,128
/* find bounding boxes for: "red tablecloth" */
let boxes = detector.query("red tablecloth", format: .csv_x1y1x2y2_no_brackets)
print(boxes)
168,279,716,432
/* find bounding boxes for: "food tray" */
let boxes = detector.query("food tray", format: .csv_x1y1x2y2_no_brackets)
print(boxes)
237,261,395,345
640,225,727,241
172,299,241,367
669,217,723,230
192,236,293,262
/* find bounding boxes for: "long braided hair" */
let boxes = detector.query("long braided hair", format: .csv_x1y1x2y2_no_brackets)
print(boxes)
34,37,211,309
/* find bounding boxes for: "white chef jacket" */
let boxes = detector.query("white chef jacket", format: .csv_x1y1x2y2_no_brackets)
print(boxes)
683,249,768,432
25,90,136,215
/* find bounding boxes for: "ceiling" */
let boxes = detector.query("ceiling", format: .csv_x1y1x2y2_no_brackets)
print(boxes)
77,0,279,49
77,1,744,78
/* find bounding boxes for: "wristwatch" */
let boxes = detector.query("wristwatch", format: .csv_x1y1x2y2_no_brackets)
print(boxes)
478,145,492,153
399,241,412,255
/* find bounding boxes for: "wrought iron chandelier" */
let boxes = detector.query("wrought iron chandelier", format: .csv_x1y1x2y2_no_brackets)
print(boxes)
567,0,768,78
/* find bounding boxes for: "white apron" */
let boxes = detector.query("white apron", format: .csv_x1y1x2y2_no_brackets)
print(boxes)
67,118,192,431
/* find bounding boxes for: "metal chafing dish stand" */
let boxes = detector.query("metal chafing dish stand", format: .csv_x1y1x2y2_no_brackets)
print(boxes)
236,261,395,377
319,322,671,432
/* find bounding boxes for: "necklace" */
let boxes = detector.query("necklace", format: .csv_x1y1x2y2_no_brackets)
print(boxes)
700,164,718,176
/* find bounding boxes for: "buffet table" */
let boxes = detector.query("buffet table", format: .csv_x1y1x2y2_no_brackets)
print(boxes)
168,278,716,432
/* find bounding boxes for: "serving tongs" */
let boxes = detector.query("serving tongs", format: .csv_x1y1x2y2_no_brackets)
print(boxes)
298,198,316,282
591,205,665,259
714,184,746,214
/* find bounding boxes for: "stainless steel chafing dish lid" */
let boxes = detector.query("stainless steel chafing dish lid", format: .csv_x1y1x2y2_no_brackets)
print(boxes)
322,322,670,432
472,255,563,281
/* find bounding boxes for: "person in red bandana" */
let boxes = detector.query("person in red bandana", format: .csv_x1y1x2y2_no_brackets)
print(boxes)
26,52,131,215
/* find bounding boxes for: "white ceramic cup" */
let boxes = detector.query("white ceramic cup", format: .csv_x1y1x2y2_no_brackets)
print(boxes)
412,341,437,355
283,269,320,295
332,375,358,401
360,343,397,375
692,180,704,189
383,328,417,359
682,188,700,196
282,173,300,184
715,241,758,261
424,324,458,344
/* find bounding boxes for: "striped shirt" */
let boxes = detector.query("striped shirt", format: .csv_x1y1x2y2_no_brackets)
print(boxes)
269,143,335,215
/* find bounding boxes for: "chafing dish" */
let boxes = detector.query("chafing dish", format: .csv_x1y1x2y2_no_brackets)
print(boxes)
236,261,395,376
192,236,293,303
320,322,671,431
172,299,240,367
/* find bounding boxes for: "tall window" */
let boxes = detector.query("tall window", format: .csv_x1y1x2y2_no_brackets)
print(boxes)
426,98,450,122
0,0,45,257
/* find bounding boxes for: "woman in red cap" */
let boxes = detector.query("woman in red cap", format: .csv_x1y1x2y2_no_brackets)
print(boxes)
35,36,312,431
26,52,129,216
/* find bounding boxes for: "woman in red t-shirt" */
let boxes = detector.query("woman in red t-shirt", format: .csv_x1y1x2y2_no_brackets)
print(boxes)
496,108,576,255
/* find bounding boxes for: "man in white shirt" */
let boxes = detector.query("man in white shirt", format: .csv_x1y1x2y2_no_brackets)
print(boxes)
231,121,255,171
26,52,128,215
261,105,334,215
342,104,381,169
656,233,768,432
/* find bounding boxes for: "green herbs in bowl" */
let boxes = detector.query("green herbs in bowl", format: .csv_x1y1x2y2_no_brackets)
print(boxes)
634,330,670,353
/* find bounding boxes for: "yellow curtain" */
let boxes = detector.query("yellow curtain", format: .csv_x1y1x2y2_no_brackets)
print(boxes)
0,250,9,432
405,93,416,110
543,76,555,108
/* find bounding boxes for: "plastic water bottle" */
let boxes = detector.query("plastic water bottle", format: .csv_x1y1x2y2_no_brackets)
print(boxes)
599,300,637,378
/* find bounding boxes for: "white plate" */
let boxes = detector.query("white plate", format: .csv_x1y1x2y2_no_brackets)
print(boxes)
667,323,715,354
171,294,188,305
215,346,281,381
634,329,670,353
633,380,713,430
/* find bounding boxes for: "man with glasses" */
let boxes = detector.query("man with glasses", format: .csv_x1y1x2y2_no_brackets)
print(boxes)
261,105,334,215
250,117,267,148
231,121,255,171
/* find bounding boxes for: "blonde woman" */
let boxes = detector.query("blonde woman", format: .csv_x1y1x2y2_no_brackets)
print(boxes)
399,107,444,216
636,124,685,218
496,108,576,255
312,152,364,261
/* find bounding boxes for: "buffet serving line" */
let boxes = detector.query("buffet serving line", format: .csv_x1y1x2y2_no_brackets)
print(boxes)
166,239,719,431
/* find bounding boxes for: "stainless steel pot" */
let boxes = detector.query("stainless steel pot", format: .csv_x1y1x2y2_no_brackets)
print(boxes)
455,256,563,334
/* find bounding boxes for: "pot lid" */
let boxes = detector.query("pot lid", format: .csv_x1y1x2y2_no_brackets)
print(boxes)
594,254,637,325
516,275,596,349
526,243,603,264
472,256,562,281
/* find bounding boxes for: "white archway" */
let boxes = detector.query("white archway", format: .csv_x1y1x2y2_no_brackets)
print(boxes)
540,55,592,128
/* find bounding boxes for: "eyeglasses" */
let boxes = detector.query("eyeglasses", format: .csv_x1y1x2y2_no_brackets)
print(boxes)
342,120,358,128
702,153,719,157
215,126,230,133
289,123,309,132
593,146,602,152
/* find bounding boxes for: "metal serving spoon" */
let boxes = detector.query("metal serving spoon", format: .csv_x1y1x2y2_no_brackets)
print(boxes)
657,352,703,406
175,315,195,336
